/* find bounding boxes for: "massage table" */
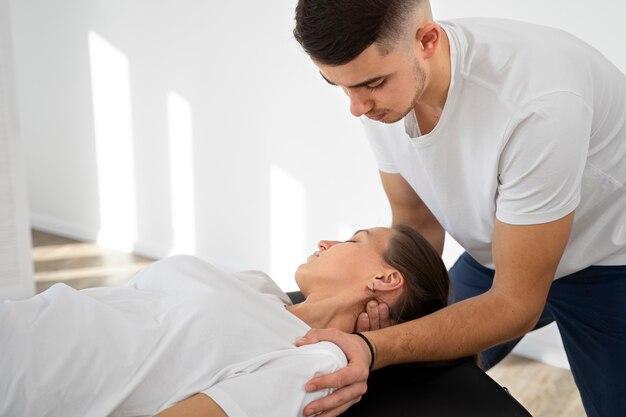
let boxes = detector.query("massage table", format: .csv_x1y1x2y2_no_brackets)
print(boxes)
287,291,533,417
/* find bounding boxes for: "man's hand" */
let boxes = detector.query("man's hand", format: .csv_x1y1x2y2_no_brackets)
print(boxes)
296,328,371,417
356,300,394,332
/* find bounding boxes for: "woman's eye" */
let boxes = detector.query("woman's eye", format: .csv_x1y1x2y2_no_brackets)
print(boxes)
344,240,357,243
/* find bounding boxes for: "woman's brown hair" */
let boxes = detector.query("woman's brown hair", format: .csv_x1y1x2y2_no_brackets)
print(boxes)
383,224,449,324
383,224,477,366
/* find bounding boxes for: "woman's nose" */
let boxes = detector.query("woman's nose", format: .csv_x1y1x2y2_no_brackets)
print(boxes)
318,240,339,250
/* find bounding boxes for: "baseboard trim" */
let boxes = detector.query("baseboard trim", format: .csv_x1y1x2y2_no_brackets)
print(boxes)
30,213,98,243
30,213,166,260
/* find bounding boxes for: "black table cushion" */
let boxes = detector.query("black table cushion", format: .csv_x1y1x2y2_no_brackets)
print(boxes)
344,361,532,417
286,291,532,416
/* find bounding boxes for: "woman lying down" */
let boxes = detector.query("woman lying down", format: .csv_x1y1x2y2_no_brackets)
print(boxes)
0,225,450,417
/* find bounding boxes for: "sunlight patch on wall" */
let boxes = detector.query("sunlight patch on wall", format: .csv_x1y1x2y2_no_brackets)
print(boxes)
88,31,137,252
167,91,196,255
269,165,306,292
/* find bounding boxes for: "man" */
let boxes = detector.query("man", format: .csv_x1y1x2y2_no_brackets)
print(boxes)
292,1,626,417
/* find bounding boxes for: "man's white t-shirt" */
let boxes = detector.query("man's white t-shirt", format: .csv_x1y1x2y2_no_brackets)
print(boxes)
0,255,347,417
363,18,626,278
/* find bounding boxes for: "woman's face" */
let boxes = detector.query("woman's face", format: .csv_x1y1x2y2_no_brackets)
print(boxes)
295,227,394,295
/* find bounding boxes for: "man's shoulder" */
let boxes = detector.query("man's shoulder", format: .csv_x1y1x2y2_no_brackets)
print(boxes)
442,17,569,35
444,17,591,66
443,18,596,107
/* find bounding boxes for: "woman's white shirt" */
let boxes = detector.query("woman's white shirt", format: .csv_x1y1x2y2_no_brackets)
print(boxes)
0,255,346,417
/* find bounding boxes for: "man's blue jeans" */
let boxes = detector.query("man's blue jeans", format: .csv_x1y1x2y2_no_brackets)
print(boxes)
449,252,626,417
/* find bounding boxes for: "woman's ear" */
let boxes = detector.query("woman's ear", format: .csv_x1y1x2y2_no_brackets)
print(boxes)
371,270,404,293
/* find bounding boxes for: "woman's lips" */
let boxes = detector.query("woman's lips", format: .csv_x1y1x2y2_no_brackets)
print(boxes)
307,251,320,262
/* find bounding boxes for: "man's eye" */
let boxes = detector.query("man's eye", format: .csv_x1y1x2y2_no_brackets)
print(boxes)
367,80,386,92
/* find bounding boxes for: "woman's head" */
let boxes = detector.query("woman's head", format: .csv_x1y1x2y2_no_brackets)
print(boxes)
296,227,403,299
383,224,449,323
295,225,449,323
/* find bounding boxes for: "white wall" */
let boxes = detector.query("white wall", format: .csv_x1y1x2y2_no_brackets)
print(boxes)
9,0,391,292
0,0,34,301
9,1,625,364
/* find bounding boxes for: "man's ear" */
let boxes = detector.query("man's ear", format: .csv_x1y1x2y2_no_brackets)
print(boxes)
372,270,404,292
415,23,441,60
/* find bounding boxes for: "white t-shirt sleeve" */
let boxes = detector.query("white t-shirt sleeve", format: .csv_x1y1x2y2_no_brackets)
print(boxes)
202,342,347,417
496,91,593,225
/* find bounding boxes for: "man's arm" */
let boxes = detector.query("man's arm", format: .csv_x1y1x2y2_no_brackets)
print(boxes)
372,212,573,364
155,393,228,417
380,171,445,255
298,212,574,416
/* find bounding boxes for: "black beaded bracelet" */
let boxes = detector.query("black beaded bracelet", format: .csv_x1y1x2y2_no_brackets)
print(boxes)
352,331,376,370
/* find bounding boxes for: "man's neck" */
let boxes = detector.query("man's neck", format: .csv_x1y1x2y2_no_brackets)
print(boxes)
415,26,451,119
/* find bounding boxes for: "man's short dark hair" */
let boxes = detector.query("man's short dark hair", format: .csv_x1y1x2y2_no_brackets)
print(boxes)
293,0,423,66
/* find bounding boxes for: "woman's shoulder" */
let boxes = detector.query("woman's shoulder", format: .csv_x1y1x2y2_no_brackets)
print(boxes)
125,256,291,305
231,270,292,306
125,255,237,293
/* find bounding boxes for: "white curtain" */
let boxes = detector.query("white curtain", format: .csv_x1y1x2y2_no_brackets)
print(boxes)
0,0,34,301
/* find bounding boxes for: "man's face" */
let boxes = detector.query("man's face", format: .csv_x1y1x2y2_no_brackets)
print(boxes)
315,43,426,124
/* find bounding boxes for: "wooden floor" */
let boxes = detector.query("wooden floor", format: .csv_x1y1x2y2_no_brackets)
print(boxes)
31,229,586,417
32,229,154,293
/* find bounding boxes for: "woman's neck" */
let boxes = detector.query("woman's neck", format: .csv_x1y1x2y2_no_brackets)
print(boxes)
285,292,367,333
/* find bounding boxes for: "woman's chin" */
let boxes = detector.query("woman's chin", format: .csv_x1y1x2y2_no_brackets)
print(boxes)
293,268,305,288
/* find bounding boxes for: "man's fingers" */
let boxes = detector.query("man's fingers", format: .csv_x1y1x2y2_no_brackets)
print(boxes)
378,303,390,328
303,381,367,416
295,337,317,347
355,302,392,331
366,301,380,329
296,328,333,347
305,364,366,392
356,312,370,332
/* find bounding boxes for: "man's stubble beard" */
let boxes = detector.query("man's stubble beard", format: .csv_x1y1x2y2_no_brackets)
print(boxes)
380,59,427,124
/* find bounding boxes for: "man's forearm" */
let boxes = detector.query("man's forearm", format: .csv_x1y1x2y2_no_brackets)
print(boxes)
367,289,538,368
414,221,445,256
391,216,445,256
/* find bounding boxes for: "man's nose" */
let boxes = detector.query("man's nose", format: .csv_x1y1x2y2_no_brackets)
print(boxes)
346,89,374,117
